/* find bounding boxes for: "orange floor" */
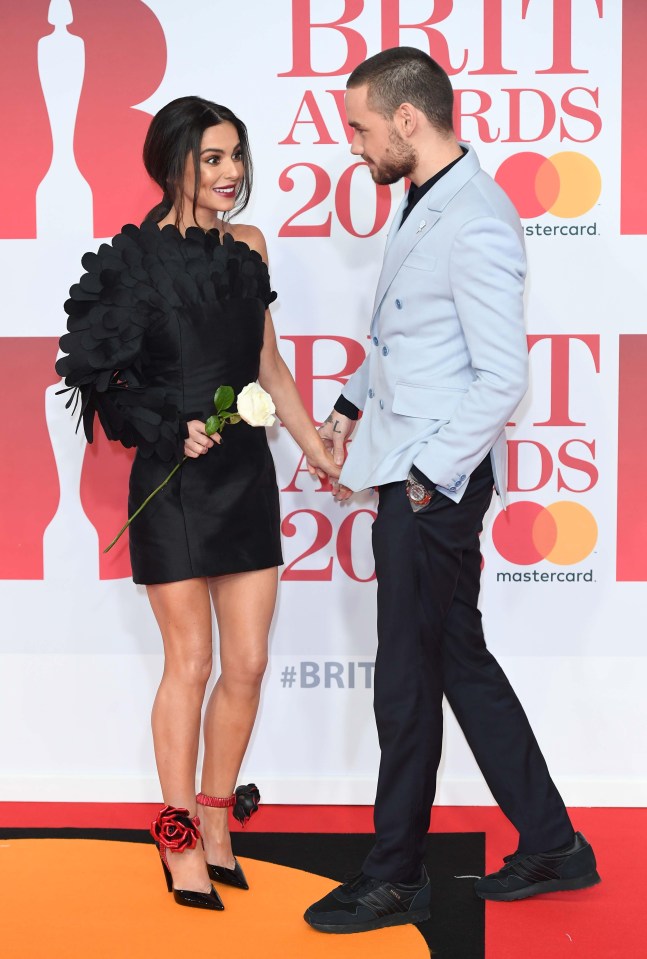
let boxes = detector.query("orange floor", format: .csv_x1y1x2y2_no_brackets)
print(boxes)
2,839,428,959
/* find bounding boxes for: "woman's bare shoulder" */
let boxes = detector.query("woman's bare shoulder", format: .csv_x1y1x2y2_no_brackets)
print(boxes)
225,222,268,261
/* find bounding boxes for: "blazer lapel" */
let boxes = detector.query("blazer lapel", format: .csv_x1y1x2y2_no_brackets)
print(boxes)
371,144,481,322
372,209,441,319
371,193,405,318
383,193,407,253
372,200,439,318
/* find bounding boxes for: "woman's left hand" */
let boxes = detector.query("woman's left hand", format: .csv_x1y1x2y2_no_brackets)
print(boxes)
184,419,220,458
306,442,342,482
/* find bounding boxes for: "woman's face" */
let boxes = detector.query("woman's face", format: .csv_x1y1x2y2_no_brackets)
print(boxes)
181,121,244,223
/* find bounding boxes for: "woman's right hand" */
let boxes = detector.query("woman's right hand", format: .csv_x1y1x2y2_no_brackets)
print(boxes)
184,420,220,458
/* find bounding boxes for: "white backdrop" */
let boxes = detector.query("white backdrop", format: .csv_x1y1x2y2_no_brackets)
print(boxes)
1,0,646,807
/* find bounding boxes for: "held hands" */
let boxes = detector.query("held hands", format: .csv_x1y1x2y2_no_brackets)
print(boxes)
307,410,354,501
184,414,351,496
184,419,221,458
307,444,342,483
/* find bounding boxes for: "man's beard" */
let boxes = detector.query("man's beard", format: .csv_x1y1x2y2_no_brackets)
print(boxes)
367,127,417,185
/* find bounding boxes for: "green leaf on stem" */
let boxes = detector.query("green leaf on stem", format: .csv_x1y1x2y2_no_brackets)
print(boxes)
205,415,222,436
214,385,235,413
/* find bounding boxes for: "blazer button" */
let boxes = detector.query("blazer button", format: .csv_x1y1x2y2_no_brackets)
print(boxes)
379,399,384,409
368,388,375,398
372,336,379,346
382,345,389,356
395,299,403,309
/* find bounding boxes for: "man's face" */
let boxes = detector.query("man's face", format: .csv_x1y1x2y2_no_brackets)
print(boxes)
345,84,417,185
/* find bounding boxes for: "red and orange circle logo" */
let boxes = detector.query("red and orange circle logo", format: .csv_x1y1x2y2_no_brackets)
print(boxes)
492,501,598,565
495,151,601,219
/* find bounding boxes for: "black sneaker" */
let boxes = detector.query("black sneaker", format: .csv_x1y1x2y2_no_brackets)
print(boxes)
475,831,601,901
304,868,431,934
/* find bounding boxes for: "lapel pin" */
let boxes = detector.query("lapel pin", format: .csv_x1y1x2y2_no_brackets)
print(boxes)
416,220,426,233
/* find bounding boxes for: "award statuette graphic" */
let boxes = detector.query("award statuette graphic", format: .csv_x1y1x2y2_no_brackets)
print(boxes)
36,0,92,238
43,0,97,581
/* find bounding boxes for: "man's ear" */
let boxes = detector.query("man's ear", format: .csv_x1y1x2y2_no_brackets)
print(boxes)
394,102,418,138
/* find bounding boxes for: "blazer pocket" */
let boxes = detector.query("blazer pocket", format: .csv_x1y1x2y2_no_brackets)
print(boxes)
392,382,467,420
403,251,437,272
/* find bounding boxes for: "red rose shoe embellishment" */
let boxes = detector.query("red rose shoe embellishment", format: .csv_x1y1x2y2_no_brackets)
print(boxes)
150,805,200,852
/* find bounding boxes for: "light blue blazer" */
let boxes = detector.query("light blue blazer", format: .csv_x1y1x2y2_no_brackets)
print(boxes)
339,144,528,507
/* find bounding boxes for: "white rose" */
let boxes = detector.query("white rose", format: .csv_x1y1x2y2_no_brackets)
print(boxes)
237,382,276,427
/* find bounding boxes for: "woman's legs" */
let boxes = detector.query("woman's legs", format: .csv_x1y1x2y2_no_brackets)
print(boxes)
199,567,278,868
147,577,214,893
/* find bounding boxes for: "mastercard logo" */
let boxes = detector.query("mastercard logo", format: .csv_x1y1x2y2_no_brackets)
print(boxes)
492,501,598,565
495,151,601,219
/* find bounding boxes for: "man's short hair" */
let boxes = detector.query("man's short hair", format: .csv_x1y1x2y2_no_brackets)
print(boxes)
347,46,454,134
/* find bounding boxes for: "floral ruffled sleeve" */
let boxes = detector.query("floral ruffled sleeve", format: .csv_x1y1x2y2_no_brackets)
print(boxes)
55,226,186,463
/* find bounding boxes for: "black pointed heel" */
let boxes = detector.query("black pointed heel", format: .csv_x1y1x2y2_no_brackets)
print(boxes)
207,858,249,890
151,805,224,911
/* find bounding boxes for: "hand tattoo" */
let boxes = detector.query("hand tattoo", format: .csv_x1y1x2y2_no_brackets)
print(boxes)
324,410,343,433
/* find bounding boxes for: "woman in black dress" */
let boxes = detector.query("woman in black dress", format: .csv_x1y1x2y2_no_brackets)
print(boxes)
56,96,338,910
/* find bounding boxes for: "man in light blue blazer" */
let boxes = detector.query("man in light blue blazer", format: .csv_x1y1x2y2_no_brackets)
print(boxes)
305,48,599,936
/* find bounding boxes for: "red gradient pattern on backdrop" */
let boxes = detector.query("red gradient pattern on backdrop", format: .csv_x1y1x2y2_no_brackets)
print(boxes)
80,433,134,580
69,0,166,237
621,0,647,234
616,335,647,581
0,340,59,578
0,1,53,238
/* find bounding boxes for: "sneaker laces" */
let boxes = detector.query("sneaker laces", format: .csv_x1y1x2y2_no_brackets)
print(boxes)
341,872,381,895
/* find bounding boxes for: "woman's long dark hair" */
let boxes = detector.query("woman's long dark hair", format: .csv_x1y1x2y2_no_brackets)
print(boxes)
142,96,253,226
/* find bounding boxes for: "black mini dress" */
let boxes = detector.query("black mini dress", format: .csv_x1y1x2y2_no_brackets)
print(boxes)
56,222,283,584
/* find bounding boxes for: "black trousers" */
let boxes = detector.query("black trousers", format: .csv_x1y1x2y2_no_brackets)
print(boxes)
362,456,574,881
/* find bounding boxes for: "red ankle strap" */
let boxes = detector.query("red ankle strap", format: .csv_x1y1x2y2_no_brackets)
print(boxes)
196,791,235,808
